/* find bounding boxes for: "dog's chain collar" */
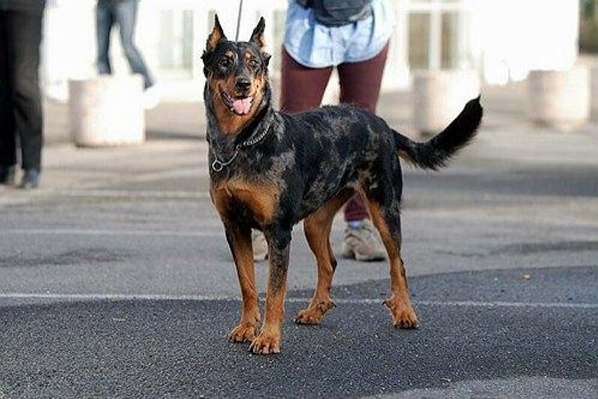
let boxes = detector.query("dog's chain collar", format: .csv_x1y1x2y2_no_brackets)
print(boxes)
211,117,273,172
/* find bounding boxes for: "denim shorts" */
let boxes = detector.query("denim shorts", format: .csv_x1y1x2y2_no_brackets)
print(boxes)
283,0,394,68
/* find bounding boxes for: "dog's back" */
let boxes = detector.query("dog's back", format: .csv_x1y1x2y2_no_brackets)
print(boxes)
269,99,482,222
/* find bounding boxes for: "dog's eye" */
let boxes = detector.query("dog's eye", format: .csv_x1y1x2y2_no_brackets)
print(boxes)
218,58,232,69
247,59,259,68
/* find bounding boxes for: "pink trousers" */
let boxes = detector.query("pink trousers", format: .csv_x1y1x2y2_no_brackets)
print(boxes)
279,43,390,221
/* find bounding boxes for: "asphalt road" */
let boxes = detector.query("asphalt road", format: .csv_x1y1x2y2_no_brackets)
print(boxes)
0,131,597,398
0,266,596,398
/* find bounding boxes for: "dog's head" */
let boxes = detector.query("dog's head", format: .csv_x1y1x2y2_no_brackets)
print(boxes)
202,15,271,135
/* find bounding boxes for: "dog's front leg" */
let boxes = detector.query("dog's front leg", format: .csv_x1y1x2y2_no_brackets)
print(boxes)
225,225,261,343
249,226,291,355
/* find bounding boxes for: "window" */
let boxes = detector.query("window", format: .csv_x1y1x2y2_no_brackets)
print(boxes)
407,0,470,70
157,9,194,78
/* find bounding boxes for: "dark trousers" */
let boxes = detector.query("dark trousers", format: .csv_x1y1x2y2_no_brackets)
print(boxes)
280,43,390,222
96,0,154,89
0,6,45,171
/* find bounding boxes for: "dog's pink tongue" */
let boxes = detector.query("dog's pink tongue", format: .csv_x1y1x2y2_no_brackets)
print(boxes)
232,97,253,115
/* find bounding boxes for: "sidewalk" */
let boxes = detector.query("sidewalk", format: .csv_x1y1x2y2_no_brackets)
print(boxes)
37,62,598,194
44,76,598,145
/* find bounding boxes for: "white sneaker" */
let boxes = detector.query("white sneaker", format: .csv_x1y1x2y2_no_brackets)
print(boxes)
252,230,268,262
144,85,161,110
341,219,386,262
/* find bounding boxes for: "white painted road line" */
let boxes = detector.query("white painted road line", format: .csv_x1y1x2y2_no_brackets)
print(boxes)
25,189,211,199
0,293,596,309
2,229,221,237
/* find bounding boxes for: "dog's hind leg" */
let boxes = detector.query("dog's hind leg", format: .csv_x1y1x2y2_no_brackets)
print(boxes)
366,199,419,329
295,192,352,325
225,225,261,343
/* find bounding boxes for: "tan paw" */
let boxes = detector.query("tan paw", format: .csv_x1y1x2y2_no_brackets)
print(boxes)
383,299,419,329
228,322,258,343
249,332,281,354
294,300,336,325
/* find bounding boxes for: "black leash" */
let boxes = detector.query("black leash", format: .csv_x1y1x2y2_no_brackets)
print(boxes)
235,0,244,41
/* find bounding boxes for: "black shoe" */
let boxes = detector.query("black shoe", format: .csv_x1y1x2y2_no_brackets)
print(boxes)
19,169,40,189
0,165,16,186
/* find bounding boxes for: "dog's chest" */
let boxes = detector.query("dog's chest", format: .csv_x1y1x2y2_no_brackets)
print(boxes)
210,178,281,224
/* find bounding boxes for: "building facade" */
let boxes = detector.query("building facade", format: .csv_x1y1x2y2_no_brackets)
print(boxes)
42,0,580,101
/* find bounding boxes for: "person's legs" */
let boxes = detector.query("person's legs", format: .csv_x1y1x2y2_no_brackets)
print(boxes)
280,47,333,113
96,0,113,75
338,42,389,222
114,0,154,89
337,42,389,113
337,43,390,260
8,7,44,181
0,10,17,179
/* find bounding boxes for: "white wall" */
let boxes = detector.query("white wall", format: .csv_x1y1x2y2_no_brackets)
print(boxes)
471,0,580,84
41,0,581,101
43,0,97,100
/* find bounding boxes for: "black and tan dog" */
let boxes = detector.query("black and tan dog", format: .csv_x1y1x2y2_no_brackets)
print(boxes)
202,16,483,354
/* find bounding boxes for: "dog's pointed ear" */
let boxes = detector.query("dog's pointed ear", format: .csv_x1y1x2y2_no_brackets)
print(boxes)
249,17,266,50
206,14,227,53
262,52,272,68
249,17,270,67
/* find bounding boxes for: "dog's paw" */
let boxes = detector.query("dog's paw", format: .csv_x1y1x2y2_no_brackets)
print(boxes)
294,300,336,325
392,312,419,329
383,298,420,329
249,332,281,354
228,322,258,343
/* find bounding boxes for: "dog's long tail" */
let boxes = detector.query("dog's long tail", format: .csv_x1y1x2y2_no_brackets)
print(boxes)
394,96,483,170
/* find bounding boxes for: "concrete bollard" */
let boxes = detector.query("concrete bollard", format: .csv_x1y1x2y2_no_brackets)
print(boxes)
68,75,145,147
412,69,480,137
527,67,591,130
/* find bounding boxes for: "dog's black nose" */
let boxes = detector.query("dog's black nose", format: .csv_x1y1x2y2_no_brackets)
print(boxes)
235,76,251,92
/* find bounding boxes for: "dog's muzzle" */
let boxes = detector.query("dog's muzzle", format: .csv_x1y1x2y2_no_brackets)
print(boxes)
222,92,253,115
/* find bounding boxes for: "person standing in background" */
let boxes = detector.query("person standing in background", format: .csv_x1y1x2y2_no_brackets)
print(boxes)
255,0,394,262
96,0,159,108
0,0,46,189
